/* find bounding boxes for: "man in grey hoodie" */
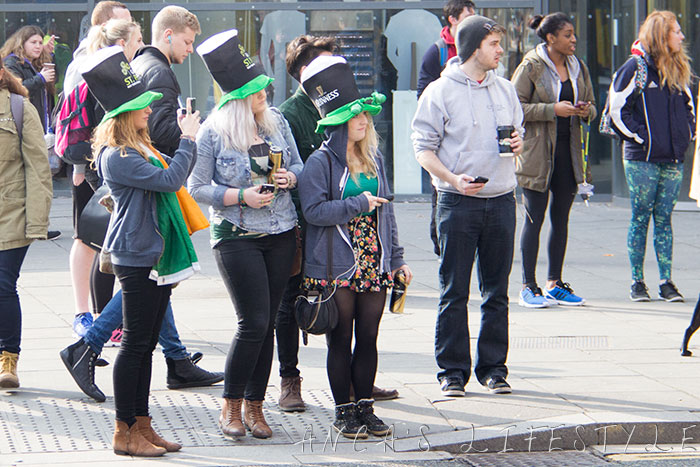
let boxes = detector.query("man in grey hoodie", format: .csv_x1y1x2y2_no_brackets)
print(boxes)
411,15,523,397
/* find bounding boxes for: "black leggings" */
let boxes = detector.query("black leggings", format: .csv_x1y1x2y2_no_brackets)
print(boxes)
326,287,386,405
520,139,577,286
213,230,296,401
112,265,170,426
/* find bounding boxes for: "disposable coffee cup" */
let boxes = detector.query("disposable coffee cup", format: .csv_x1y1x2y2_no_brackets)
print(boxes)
43,63,55,68
497,125,515,157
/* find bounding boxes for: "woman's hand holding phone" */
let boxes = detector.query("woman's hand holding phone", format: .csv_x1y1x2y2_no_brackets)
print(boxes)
243,185,275,209
362,191,389,212
178,98,200,139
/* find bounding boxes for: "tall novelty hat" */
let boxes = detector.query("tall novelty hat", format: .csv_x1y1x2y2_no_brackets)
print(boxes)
300,55,385,134
80,45,162,124
196,29,274,110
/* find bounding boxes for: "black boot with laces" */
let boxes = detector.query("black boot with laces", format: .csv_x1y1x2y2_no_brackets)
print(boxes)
356,399,390,436
333,402,368,439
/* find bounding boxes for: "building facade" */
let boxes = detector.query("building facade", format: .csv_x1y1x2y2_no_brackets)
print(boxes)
3,0,696,199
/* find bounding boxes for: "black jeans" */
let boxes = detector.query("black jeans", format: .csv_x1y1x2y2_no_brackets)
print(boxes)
213,230,295,400
435,192,515,385
276,272,302,378
520,138,577,286
112,265,171,426
0,246,29,354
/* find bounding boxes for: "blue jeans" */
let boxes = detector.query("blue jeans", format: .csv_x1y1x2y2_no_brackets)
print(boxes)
435,191,515,385
0,246,29,354
84,289,188,360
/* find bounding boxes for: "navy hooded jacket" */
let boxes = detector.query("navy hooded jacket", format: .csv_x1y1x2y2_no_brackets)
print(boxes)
609,54,694,163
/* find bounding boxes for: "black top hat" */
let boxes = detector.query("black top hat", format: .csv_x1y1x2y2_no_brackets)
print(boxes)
300,55,385,134
80,46,162,123
196,29,273,109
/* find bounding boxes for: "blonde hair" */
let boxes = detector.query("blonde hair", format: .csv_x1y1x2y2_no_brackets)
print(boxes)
152,6,201,40
86,19,140,54
348,112,379,180
92,111,152,161
638,10,691,91
209,94,279,153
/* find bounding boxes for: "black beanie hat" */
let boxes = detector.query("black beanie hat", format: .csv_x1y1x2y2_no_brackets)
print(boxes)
456,15,500,63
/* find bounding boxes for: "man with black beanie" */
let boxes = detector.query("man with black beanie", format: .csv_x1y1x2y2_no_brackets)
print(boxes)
412,15,524,398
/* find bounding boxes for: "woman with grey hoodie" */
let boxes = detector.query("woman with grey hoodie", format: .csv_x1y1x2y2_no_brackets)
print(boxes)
298,55,411,439
511,13,596,309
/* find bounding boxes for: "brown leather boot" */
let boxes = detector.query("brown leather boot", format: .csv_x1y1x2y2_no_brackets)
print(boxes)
243,399,272,439
135,416,181,452
279,376,305,412
219,398,245,438
113,420,166,457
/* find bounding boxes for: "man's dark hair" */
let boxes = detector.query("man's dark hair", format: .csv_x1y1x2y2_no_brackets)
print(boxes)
285,35,338,82
444,0,476,24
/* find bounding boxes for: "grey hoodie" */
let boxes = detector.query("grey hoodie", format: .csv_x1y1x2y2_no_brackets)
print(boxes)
411,56,524,198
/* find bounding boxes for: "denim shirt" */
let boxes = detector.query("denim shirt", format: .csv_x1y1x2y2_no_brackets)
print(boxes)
188,107,303,236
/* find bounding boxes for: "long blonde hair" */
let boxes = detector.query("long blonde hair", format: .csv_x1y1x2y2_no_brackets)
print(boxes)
92,111,151,161
348,112,379,179
638,10,691,91
86,19,141,54
209,94,279,153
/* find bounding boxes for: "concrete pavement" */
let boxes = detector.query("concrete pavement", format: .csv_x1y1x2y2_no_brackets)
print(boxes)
2,196,700,465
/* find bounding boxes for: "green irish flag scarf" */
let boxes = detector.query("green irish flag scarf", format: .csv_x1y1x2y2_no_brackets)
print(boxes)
148,156,200,285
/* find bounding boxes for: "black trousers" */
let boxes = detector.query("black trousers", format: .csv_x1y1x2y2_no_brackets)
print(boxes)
520,138,577,286
275,272,302,378
213,230,296,400
112,265,171,425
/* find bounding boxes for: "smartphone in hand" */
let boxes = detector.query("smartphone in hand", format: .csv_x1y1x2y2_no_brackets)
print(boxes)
187,97,196,113
259,183,275,194
469,176,489,184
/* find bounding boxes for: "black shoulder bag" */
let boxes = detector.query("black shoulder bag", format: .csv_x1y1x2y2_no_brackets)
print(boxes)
294,153,339,339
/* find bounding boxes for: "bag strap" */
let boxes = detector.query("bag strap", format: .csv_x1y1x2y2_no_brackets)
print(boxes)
325,152,334,282
10,92,23,144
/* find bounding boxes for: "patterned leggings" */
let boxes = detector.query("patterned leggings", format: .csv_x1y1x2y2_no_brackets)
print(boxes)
623,160,683,282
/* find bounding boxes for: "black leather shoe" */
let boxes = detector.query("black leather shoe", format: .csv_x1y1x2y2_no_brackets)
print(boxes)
59,339,106,402
166,356,223,389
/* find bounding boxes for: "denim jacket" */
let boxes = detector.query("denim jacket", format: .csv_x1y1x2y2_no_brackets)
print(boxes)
188,107,303,235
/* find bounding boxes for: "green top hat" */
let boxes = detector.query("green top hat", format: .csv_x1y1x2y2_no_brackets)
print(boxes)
80,45,162,124
196,29,273,110
300,55,385,134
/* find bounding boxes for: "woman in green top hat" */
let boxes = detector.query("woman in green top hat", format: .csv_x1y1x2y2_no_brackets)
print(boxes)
188,29,302,441
82,45,201,457
297,55,412,439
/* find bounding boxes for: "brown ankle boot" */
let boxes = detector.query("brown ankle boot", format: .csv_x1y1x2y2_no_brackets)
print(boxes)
135,416,181,452
0,351,19,388
219,398,245,438
113,420,166,457
279,376,305,412
243,399,272,439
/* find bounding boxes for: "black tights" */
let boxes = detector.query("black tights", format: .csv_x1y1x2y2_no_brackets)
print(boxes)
89,253,115,314
326,287,386,405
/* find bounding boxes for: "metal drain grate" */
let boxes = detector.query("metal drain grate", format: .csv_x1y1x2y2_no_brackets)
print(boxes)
459,450,610,466
0,387,406,454
509,336,609,350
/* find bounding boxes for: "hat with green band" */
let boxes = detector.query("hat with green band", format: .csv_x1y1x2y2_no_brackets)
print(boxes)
300,55,385,134
80,45,162,124
196,29,274,110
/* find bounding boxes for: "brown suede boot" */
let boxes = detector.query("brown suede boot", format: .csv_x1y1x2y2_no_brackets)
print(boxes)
113,420,167,457
135,416,181,452
0,351,19,389
219,398,245,438
243,399,272,439
279,376,305,412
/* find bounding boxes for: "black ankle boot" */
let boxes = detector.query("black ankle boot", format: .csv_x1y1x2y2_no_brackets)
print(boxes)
356,399,390,436
59,338,106,402
681,295,700,356
165,356,223,389
333,402,368,439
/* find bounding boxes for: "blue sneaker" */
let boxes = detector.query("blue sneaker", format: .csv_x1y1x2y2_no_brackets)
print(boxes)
518,286,550,308
545,281,585,306
72,313,94,338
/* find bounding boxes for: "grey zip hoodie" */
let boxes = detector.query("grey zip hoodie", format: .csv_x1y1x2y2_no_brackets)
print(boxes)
411,56,524,198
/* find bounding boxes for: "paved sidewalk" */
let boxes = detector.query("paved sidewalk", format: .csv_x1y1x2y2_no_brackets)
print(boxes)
2,197,700,465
